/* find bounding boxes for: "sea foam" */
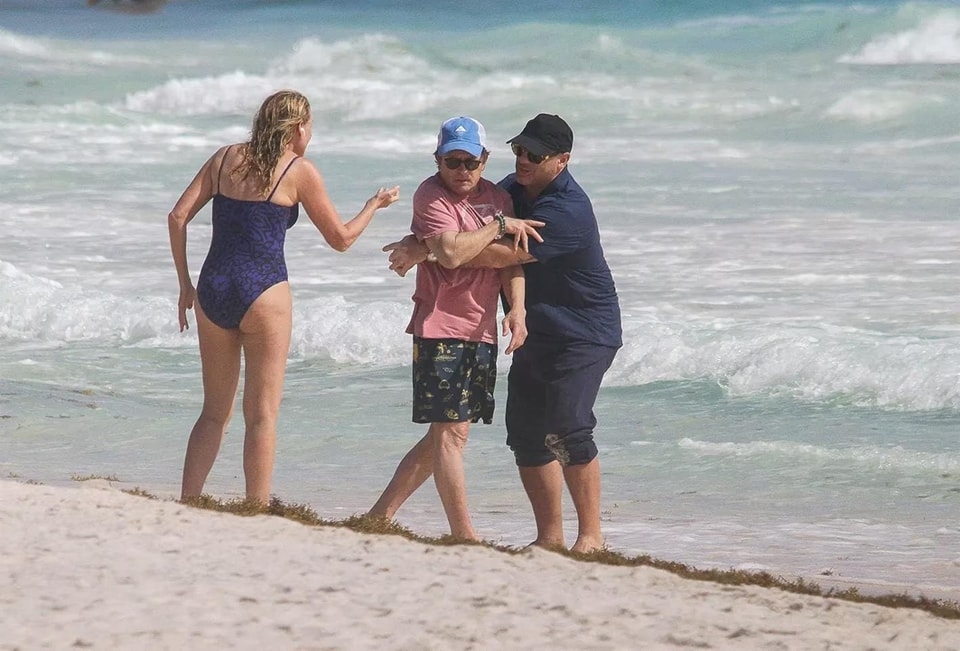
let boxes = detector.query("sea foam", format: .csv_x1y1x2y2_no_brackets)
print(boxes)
840,11,960,65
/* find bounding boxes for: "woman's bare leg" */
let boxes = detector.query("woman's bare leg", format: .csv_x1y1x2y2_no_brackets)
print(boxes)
238,282,292,504
180,304,241,501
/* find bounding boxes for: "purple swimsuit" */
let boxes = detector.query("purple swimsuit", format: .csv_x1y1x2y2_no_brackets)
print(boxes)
196,151,299,329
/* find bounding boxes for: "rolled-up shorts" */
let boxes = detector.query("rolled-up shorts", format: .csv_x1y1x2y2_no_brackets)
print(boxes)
506,339,618,467
412,336,497,424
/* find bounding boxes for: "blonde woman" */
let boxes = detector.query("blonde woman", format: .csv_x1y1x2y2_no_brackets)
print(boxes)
168,90,399,503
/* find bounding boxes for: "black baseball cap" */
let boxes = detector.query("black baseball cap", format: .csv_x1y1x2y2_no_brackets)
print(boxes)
507,113,573,157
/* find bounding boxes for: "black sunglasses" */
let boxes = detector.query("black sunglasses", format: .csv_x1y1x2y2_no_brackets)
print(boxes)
440,156,482,171
510,142,552,164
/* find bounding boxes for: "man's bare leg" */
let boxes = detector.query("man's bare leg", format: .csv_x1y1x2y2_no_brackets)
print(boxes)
368,432,434,520
564,457,604,553
432,421,478,540
518,460,565,549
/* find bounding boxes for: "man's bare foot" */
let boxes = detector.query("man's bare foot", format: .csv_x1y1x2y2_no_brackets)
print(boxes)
525,538,566,552
570,536,605,554
438,533,482,545
365,508,391,521
361,511,392,523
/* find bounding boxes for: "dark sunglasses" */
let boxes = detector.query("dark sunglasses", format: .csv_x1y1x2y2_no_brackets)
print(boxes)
440,156,482,171
510,142,552,164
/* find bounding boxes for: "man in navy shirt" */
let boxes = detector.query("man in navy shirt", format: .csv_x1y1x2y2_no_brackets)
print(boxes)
385,114,622,553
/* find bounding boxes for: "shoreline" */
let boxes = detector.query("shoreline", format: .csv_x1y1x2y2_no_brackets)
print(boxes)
3,479,959,650
9,471,960,605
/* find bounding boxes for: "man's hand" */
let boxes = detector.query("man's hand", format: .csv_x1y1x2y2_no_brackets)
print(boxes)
383,233,427,277
501,308,527,354
503,217,544,253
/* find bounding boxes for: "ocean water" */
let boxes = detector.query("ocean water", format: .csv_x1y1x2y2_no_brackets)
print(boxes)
2,0,959,596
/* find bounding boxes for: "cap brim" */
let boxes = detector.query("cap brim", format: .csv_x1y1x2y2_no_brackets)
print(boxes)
506,134,553,156
437,141,485,157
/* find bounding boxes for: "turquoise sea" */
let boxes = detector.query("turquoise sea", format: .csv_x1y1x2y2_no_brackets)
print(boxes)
2,0,959,596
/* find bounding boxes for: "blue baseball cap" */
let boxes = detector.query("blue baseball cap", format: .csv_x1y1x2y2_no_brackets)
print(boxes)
435,116,487,157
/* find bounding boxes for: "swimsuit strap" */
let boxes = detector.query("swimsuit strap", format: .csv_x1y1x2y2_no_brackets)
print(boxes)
266,156,300,201
217,144,234,194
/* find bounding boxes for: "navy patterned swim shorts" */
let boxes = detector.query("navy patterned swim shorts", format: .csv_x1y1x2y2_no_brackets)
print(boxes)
412,337,497,424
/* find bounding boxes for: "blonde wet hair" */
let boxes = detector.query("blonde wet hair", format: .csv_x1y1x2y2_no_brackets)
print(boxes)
234,90,311,197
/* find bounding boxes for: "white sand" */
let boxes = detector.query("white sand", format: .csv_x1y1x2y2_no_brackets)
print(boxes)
2,480,959,651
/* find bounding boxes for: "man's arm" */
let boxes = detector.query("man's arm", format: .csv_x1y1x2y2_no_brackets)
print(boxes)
383,223,540,277
429,215,543,269
463,240,537,269
426,217,505,269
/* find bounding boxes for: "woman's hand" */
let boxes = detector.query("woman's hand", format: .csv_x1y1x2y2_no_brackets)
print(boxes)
178,284,196,332
370,185,400,210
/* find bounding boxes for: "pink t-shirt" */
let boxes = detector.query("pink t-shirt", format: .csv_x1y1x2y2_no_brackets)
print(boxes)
406,174,513,344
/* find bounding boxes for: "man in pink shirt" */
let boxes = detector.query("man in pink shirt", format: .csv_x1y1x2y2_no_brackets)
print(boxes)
368,117,542,540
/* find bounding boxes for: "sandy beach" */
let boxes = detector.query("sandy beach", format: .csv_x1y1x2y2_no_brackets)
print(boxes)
1,480,958,650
